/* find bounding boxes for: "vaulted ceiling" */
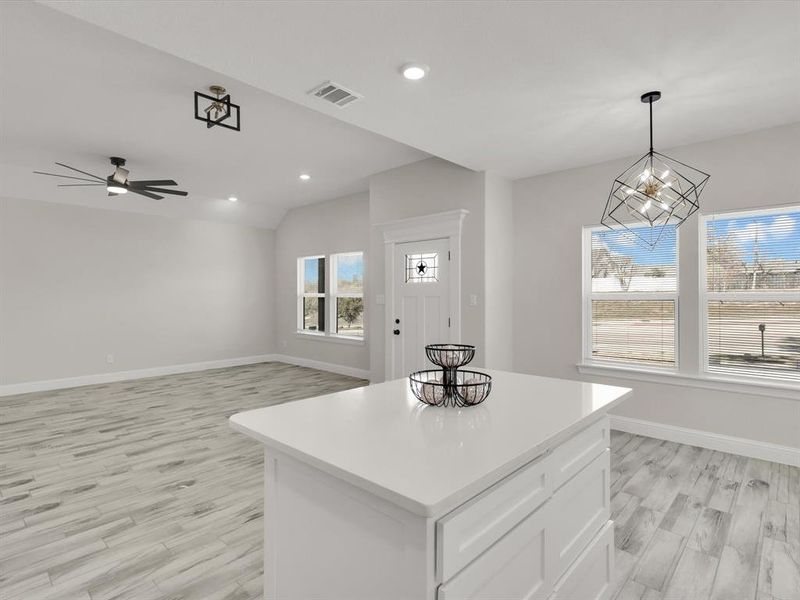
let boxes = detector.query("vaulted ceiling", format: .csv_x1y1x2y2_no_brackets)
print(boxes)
0,2,426,228
2,1,798,227
42,0,800,179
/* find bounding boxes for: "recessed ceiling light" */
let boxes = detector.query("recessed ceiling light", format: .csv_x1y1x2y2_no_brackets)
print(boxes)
299,173,311,181
401,63,429,81
228,196,238,202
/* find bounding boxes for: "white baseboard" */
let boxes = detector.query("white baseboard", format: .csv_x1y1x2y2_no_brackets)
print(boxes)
610,415,800,467
1,353,370,397
0,354,281,397
271,354,370,380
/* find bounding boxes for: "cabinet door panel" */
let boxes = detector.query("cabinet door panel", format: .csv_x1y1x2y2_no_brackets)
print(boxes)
552,521,614,600
437,452,550,582
550,449,610,581
551,417,609,490
437,503,551,600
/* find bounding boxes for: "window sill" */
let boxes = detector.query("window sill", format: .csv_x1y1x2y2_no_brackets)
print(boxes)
576,362,800,401
295,332,365,346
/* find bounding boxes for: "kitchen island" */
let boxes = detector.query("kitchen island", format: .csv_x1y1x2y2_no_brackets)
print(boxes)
230,369,632,600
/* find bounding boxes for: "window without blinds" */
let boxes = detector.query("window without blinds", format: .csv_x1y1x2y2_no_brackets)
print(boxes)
704,207,800,382
587,225,678,367
332,252,364,339
300,256,325,332
297,252,365,341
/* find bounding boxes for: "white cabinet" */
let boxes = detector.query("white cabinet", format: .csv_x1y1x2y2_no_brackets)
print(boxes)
551,521,614,600
234,394,626,600
549,449,611,582
550,418,609,490
436,418,612,600
438,502,551,600
437,450,551,582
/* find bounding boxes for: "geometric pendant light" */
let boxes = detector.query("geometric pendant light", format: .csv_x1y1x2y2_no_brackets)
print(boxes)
601,91,710,249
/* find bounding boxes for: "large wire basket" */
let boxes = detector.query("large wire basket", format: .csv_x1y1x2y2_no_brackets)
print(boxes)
409,369,492,408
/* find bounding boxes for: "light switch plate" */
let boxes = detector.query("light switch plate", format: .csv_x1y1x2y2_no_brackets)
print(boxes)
376,294,385,305
469,294,478,306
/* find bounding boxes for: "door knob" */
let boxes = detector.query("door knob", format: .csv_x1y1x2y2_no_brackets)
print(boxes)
393,329,400,335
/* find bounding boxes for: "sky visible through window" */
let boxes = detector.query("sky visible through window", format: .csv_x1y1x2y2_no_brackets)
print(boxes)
304,255,363,288
336,253,363,283
304,259,318,289
707,211,800,262
596,211,799,265
594,225,676,265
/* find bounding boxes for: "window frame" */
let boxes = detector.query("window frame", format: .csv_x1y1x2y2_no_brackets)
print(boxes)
699,204,800,385
581,224,680,372
297,251,366,344
330,251,365,340
297,254,326,336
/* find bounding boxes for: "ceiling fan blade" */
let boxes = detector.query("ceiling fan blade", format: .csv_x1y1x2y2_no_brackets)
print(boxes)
33,171,102,183
139,187,188,196
129,188,163,200
57,183,106,187
54,162,105,181
128,179,178,187
108,192,118,197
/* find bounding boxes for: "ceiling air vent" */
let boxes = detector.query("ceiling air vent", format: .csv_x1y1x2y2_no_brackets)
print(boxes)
308,81,363,108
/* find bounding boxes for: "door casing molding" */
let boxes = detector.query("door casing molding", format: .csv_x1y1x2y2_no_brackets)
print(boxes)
377,209,468,380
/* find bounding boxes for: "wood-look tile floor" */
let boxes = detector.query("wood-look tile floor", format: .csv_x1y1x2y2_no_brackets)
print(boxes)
0,362,367,600
609,430,799,600
1,364,797,600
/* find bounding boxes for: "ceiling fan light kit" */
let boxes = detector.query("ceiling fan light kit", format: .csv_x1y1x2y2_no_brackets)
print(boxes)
194,85,241,131
600,91,710,249
33,156,188,200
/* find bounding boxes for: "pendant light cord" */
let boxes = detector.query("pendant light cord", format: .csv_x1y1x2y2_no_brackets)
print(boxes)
649,99,654,153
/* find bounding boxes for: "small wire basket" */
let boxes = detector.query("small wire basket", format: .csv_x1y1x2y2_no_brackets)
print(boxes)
425,344,476,369
409,369,492,408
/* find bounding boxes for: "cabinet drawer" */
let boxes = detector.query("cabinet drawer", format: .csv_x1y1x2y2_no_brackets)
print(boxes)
550,448,610,582
551,417,609,490
437,451,550,582
438,502,551,600
551,521,614,600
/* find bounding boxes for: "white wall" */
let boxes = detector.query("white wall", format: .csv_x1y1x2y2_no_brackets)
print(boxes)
512,123,800,448
0,197,275,385
368,158,486,382
274,193,370,374
484,173,514,370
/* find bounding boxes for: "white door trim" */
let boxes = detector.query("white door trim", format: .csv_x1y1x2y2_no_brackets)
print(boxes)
377,209,468,380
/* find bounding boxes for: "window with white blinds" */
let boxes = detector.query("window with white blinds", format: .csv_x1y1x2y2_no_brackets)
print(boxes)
584,224,678,368
702,206,800,382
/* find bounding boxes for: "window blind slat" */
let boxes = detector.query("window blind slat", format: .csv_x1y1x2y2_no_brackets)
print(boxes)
707,209,800,292
592,226,676,293
592,300,675,367
589,224,678,368
704,207,800,383
707,301,800,381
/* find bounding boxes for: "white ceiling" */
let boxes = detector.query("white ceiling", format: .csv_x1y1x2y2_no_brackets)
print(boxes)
0,2,426,228
41,0,800,180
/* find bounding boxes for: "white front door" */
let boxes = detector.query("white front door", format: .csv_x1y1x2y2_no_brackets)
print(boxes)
392,238,450,378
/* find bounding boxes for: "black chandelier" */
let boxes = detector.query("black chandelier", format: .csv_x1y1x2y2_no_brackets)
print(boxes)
601,91,710,249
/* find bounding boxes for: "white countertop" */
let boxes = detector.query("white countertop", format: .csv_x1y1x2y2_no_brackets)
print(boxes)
229,370,632,517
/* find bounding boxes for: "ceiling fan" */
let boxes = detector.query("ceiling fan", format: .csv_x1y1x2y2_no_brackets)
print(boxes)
34,157,188,200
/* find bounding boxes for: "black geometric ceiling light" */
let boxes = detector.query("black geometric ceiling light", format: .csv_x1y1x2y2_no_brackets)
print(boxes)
194,85,241,131
601,91,710,249
33,157,188,200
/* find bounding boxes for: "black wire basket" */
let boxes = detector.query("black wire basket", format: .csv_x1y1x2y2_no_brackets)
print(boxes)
425,344,476,369
409,369,492,408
